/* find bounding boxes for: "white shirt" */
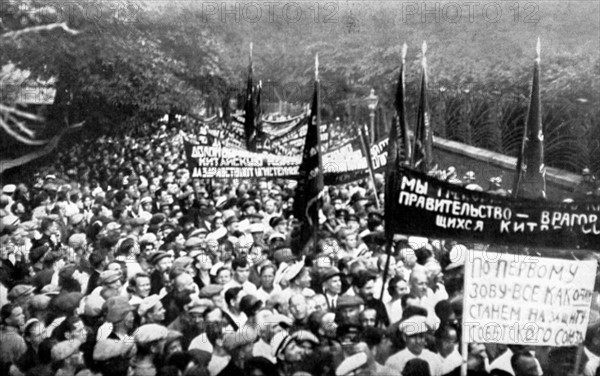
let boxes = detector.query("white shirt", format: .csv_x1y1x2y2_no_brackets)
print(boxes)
584,347,600,376
385,299,404,324
256,286,281,303
437,347,463,375
385,348,443,376
489,348,514,376
208,354,231,376
253,339,276,363
188,332,213,353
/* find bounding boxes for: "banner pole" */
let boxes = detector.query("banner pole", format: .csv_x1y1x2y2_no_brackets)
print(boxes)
461,247,470,376
358,125,381,209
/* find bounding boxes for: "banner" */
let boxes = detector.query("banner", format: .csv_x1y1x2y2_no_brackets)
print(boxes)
389,166,600,251
184,140,369,185
463,250,597,346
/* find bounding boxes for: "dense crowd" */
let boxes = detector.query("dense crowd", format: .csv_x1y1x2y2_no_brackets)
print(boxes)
1,119,599,376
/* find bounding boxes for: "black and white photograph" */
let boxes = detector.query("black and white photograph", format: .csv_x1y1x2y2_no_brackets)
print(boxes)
1,1,599,376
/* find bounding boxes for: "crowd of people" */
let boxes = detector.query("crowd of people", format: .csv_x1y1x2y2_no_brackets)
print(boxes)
1,119,599,376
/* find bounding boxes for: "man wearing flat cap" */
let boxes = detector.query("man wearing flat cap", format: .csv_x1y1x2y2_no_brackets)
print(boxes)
149,251,172,295
133,323,169,376
50,339,85,376
138,294,166,324
320,267,342,311
336,295,364,326
219,326,259,376
92,339,135,376
270,331,314,376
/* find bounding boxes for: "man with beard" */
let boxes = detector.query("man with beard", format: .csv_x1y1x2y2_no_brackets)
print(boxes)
161,271,196,325
351,271,390,327
149,251,173,296
168,298,214,349
308,310,343,371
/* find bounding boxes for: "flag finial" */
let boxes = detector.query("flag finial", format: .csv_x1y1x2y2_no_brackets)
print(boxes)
535,37,540,62
315,54,319,80
402,42,407,62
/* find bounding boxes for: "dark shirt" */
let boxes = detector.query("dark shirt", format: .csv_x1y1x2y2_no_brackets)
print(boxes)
216,359,243,376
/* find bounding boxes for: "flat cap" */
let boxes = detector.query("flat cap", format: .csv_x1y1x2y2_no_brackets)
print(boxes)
185,237,203,249
337,295,364,309
105,296,133,323
172,256,193,270
51,339,82,362
53,292,83,314
320,267,342,283
149,251,171,265
68,233,87,248
99,270,121,285
198,284,223,298
134,324,169,344
8,284,35,301
187,298,215,314
93,339,135,361
224,216,239,227
138,295,161,317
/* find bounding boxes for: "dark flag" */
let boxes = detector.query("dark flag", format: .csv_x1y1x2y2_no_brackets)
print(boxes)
244,43,256,151
395,43,411,165
380,45,407,300
513,38,546,200
411,41,434,172
292,55,324,255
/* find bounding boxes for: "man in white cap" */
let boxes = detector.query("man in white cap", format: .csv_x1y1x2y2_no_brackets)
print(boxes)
270,331,314,376
385,315,442,376
280,261,315,303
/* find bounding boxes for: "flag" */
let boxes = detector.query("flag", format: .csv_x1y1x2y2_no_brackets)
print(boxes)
292,55,324,254
395,43,411,165
513,38,546,199
244,43,256,151
411,41,434,172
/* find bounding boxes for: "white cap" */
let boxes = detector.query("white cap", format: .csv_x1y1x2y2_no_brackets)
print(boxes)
398,315,429,335
335,352,368,376
2,184,16,194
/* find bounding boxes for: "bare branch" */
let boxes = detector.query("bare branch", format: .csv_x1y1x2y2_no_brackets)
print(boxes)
0,116,48,145
4,114,35,138
1,22,80,39
0,103,44,121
